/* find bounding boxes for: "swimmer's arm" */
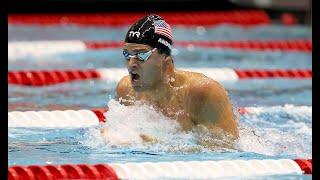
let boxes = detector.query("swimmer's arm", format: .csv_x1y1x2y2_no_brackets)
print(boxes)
116,76,135,106
188,81,239,138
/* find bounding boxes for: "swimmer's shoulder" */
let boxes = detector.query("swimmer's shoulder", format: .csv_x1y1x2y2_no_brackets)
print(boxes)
177,69,229,100
175,70,205,83
116,75,134,99
177,70,225,89
177,70,237,137
116,75,130,89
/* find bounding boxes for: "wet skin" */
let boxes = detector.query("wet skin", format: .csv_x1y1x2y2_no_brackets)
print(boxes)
103,43,239,144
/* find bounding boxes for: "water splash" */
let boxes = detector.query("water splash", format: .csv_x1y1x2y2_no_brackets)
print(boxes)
98,99,201,152
82,100,311,158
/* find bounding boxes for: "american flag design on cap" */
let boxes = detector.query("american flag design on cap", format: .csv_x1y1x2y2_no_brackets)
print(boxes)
154,20,173,41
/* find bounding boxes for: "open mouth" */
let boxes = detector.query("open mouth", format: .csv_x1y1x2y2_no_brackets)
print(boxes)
130,71,141,82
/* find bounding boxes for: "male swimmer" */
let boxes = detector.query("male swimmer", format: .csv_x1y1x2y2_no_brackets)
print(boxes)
102,14,239,144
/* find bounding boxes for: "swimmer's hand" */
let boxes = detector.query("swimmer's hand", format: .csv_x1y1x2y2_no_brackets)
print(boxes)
101,128,159,144
100,128,132,146
140,134,159,144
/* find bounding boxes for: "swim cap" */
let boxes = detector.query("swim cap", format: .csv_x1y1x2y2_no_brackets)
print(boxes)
124,14,173,54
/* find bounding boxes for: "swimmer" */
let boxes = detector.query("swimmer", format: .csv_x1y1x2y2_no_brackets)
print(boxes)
103,14,239,144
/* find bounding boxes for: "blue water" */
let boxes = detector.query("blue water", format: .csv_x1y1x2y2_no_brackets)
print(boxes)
8,24,312,179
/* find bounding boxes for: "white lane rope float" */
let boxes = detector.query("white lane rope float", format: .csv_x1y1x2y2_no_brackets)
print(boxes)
8,106,311,128
107,159,311,179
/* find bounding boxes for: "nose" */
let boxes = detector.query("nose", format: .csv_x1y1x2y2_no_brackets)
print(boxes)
127,57,140,69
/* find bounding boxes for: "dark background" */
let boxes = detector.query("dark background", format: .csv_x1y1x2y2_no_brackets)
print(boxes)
7,0,312,25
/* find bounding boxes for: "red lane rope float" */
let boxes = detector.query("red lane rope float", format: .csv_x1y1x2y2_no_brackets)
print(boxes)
9,166,36,179
294,159,312,174
8,164,118,180
8,68,312,86
235,69,312,79
91,108,107,123
8,10,270,26
84,41,123,49
174,40,312,52
8,159,311,179
8,70,101,86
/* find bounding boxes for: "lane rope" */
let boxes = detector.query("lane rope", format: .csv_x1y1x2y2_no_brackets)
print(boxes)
8,40,312,59
8,106,311,128
8,68,312,86
8,10,270,26
8,159,311,179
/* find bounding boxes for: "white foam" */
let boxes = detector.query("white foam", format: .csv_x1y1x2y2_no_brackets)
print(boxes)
99,99,200,151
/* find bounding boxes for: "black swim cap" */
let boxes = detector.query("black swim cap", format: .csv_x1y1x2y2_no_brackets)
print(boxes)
124,14,173,55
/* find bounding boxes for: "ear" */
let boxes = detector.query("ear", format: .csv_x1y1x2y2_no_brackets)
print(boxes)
163,55,173,65
160,55,171,72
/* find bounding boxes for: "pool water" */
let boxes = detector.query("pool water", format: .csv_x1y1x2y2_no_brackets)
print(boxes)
8,24,312,179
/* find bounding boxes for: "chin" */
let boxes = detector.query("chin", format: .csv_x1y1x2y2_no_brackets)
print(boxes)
131,82,152,92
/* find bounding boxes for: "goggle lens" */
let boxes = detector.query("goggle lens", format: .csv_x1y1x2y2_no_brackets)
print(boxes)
122,49,155,62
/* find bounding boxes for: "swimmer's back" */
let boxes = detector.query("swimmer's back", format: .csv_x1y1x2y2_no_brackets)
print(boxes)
175,70,227,93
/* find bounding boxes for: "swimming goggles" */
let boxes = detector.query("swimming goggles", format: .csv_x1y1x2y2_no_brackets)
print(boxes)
123,48,157,62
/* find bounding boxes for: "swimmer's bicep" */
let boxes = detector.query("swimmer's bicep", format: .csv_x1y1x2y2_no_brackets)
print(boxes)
189,84,229,125
197,99,223,125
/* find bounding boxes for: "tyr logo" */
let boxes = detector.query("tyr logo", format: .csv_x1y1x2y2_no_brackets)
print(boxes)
129,31,141,38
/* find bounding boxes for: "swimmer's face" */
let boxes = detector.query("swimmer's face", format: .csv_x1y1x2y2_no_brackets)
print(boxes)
123,43,165,91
